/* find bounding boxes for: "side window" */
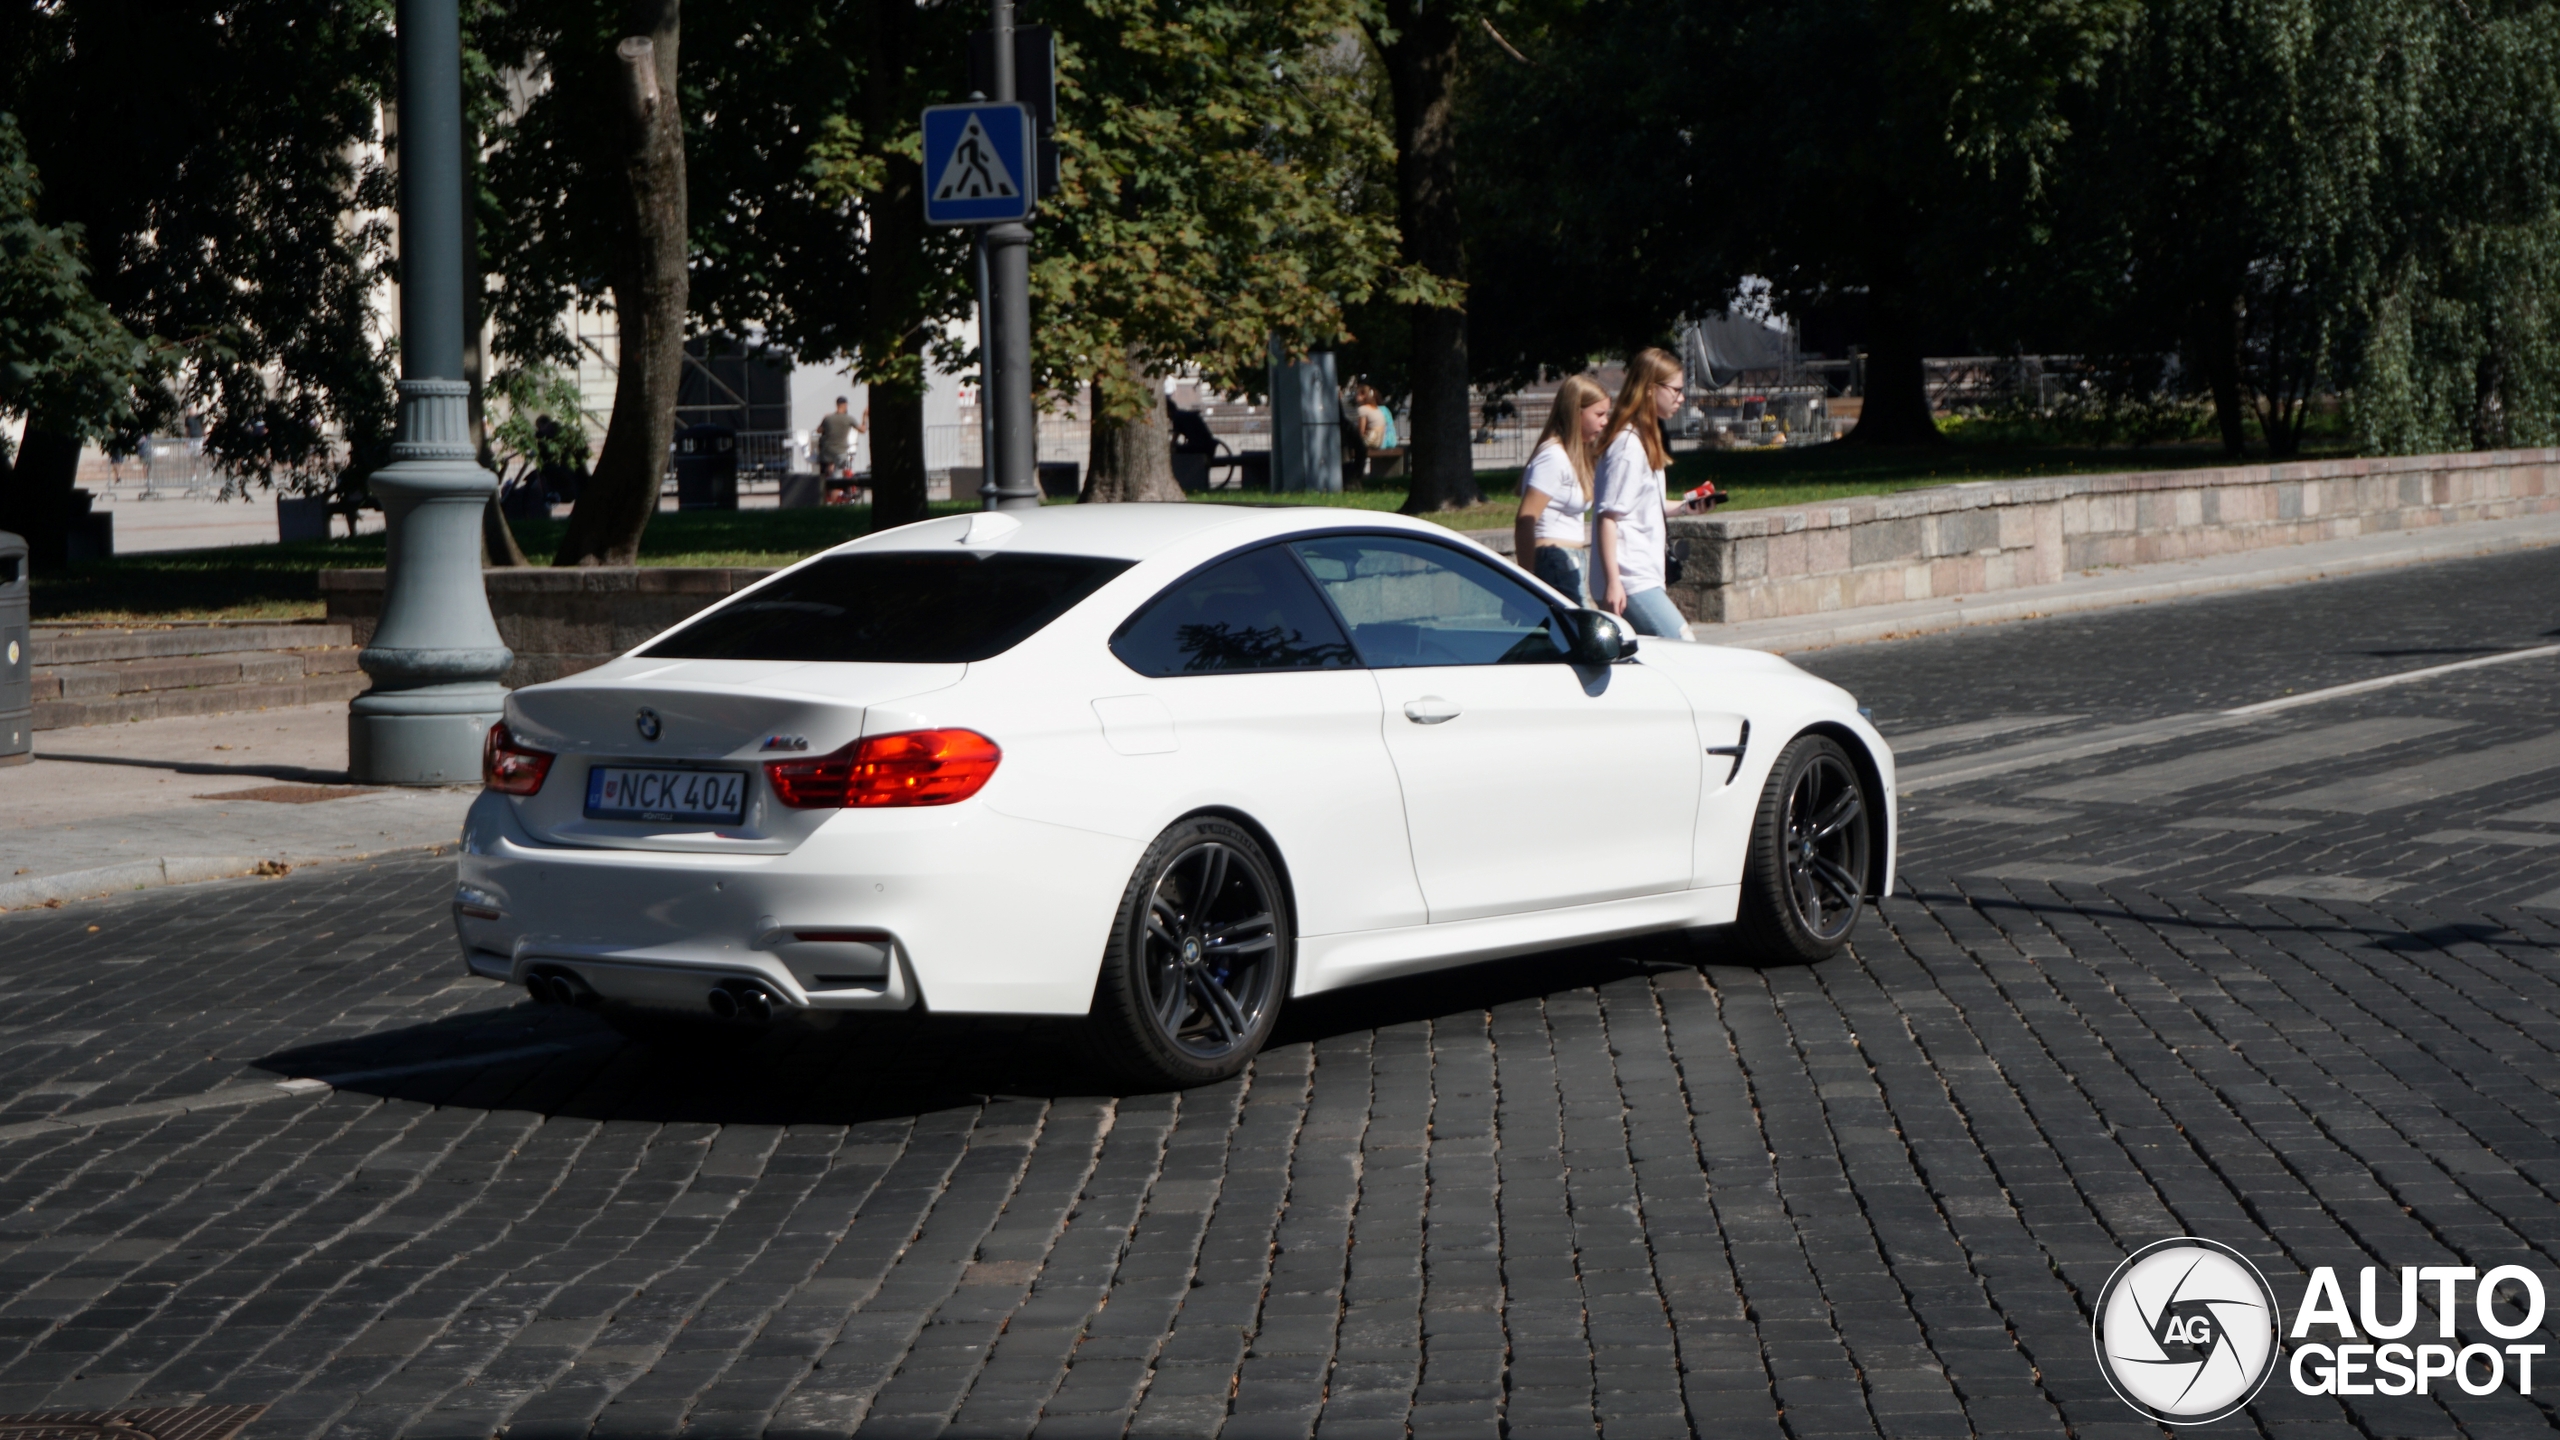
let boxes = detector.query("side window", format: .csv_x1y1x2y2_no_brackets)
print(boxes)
1111,545,1360,677
1290,534,1570,668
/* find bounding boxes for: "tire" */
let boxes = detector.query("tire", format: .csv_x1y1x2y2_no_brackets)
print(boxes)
1733,733,1874,965
1085,816,1293,1089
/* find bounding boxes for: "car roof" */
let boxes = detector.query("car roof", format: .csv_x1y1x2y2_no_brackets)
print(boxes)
832,501,1467,561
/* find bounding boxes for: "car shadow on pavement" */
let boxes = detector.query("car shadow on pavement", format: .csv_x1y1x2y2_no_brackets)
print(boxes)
253,933,1735,1126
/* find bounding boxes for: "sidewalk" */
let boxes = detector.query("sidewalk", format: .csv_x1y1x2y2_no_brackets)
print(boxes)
1,702,472,910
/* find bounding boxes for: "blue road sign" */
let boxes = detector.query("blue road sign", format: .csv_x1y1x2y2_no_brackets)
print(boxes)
922,103,1033,226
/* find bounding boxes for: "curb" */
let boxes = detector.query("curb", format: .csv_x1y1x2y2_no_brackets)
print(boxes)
0,843,457,914
0,856,277,910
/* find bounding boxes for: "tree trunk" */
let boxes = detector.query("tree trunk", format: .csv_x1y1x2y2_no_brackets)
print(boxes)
2472,352,2507,451
1083,351,1185,502
860,0,932,532
484,494,530,566
556,6,687,566
2193,296,2248,458
1843,291,1940,445
1379,0,1478,513
0,423,84,567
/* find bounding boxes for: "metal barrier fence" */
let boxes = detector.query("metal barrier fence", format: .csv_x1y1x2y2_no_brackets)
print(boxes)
136,438,221,498
923,419,1096,474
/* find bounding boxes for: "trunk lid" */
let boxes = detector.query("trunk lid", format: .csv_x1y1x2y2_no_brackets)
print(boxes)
500,657,964,852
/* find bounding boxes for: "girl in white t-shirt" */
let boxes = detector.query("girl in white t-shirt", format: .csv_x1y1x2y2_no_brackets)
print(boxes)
1511,374,1612,602
1594,346,1710,637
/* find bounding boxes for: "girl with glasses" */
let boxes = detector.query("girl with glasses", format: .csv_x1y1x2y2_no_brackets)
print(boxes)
1593,347,1710,637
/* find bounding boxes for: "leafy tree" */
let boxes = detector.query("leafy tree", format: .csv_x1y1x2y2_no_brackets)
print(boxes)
1455,1,1715,387
1032,0,1406,501
1362,0,1504,510
2335,1,2560,454
0,0,397,558
1696,0,2134,446
691,0,972,532
2038,0,2560,458
0,115,147,562
475,0,688,565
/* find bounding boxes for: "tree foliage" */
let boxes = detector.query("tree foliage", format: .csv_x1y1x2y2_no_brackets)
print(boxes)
1032,0,1400,423
0,0,396,490
0,115,145,452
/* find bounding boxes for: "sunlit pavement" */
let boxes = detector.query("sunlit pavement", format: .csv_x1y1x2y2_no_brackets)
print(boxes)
0,546,2554,1438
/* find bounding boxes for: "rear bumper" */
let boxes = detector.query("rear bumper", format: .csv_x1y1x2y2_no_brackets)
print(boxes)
453,789,1139,1015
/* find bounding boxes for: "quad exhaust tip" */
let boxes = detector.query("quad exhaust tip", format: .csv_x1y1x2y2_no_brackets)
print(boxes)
706,982,774,1024
526,969,599,1009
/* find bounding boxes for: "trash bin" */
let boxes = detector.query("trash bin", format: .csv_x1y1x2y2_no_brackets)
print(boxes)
673,424,739,511
0,530,28,767
777,472,824,509
1036,462,1081,499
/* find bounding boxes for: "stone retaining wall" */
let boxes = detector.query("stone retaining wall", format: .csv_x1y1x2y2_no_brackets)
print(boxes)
321,567,774,689
324,447,2560,686
1658,446,2560,623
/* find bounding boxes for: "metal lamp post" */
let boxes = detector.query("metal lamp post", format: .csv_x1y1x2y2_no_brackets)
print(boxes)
980,0,1040,512
350,0,513,784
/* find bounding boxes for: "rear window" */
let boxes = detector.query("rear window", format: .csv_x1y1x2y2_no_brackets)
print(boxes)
641,551,1133,664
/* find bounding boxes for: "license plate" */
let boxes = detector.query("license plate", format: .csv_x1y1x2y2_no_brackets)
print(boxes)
586,766,748,823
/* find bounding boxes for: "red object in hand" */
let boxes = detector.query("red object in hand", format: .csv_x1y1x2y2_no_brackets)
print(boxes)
766,728,1003,809
1684,482,1726,509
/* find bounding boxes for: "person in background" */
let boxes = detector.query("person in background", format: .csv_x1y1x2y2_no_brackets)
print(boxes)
1512,374,1612,602
816,396,861,480
1593,347,1712,637
1356,383,1401,453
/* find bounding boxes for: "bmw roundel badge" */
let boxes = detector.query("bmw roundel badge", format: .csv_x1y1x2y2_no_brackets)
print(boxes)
635,707,662,742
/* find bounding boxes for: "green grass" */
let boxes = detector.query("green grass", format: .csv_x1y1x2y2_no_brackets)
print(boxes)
37,433,2348,622
1665,434,2353,513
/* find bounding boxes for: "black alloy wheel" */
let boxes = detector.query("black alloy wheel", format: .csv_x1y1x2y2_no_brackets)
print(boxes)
1734,733,1874,964
1088,817,1291,1088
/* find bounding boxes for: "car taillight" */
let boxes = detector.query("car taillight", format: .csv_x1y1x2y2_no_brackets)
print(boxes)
766,728,1002,809
483,722,554,796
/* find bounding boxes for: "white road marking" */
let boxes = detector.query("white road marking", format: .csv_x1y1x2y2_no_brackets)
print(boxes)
2237,875,2404,901
2223,643,2560,717
2253,731,2560,814
2024,718,2466,804
1884,715,2086,755
1902,645,2560,793
2418,829,2560,848
2165,816,2317,833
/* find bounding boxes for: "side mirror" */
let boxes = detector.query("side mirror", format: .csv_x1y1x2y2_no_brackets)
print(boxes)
1563,608,1638,665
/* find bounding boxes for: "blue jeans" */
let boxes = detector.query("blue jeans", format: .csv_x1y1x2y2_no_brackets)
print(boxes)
1530,545,1585,604
1621,586,1687,638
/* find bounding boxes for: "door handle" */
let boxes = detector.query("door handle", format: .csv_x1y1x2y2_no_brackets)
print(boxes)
1402,697,1461,725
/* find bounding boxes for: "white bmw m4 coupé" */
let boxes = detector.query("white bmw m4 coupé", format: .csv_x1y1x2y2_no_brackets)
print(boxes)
457,504,1895,1087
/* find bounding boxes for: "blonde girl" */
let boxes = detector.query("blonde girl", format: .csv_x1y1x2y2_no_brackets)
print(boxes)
1593,346,1709,636
1511,375,1613,601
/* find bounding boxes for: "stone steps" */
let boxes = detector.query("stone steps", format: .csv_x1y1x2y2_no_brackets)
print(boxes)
29,622,366,729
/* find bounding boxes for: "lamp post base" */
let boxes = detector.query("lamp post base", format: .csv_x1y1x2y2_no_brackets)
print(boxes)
349,686,506,786
347,378,515,786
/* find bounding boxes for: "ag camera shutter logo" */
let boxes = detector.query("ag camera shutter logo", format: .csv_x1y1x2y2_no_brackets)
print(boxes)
2094,1237,2282,1424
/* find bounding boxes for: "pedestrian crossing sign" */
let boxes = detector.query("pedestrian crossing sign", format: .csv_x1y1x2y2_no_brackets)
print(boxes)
921,103,1034,225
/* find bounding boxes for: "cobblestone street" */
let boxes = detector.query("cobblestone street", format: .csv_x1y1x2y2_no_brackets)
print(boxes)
1,549,2556,1439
